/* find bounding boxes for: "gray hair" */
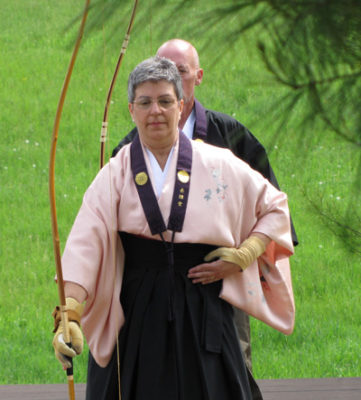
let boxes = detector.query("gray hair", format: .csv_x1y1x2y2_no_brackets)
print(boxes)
127,56,183,103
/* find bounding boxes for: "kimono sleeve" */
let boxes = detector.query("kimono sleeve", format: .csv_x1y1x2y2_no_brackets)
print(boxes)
61,159,125,367
221,164,295,334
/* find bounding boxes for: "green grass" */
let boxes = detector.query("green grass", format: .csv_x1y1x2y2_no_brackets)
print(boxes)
0,0,360,384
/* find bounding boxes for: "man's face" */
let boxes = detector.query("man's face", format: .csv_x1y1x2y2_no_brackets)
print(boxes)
157,44,203,105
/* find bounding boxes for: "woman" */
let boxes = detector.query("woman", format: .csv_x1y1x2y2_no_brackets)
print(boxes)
52,56,295,400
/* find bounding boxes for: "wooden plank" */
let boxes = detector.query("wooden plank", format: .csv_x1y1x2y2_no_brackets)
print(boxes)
258,378,361,400
0,378,360,400
0,384,86,400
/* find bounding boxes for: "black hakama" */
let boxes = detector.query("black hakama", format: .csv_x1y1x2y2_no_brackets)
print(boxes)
86,232,252,400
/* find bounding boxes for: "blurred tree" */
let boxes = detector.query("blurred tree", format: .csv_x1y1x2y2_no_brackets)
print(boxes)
148,0,361,146
75,0,361,146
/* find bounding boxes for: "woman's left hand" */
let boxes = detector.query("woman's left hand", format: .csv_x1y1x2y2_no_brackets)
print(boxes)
187,259,240,285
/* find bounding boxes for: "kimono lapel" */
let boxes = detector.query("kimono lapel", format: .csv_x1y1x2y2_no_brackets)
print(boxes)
130,132,193,235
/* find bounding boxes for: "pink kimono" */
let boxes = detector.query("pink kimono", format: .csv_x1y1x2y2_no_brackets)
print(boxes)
62,137,295,368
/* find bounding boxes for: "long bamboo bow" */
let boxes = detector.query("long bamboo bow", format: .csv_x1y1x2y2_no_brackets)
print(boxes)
49,1,90,399
99,0,139,169
50,1,139,398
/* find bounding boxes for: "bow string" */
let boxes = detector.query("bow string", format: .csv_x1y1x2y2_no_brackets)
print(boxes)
100,0,139,169
99,2,139,398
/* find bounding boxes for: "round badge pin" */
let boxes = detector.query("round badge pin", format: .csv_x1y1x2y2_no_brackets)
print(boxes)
135,171,148,186
177,170,190,183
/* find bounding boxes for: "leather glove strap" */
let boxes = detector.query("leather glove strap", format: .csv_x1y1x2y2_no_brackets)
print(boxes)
204,235,267,272
235,235,266,271
52,298,84,333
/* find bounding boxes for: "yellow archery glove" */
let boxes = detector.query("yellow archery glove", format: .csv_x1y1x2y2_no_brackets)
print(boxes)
204,236,266,271
52,297,84,369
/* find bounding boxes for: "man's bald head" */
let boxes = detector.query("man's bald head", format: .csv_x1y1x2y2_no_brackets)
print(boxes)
156,39,203,113
157,39,200,69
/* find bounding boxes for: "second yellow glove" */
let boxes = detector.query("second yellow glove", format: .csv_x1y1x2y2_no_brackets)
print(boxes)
204,235,266,271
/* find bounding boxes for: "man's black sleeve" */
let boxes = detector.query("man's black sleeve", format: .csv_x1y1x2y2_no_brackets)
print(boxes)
111,127,138,157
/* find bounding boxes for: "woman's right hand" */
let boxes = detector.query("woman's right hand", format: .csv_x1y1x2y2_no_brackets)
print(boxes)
52,297,84,369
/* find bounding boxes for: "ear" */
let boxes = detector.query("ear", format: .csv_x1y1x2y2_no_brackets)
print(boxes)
128,103,135,121
179,99,184,114
195,68,204,86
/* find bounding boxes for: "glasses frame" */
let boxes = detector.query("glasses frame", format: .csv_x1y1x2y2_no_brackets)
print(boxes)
132,96,179,111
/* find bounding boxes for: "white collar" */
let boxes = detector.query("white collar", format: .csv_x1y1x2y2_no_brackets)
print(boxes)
182,108,196,139
145,146,175,198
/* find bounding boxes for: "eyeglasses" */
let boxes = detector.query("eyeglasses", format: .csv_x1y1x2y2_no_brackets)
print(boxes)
133,97,178,110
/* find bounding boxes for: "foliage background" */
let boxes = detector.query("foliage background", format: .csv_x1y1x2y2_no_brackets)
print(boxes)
0,0,360,384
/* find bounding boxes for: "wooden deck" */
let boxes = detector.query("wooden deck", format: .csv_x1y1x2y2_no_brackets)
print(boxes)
0,378,360,400
257,377,361,400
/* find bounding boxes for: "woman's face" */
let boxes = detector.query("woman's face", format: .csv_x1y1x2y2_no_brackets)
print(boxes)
128,80,183,150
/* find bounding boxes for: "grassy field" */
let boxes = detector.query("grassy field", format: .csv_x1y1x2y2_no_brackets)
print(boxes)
0,0,360,384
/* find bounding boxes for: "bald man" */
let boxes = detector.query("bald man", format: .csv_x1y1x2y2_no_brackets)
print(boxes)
157,40,203,130
113,39,298,400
